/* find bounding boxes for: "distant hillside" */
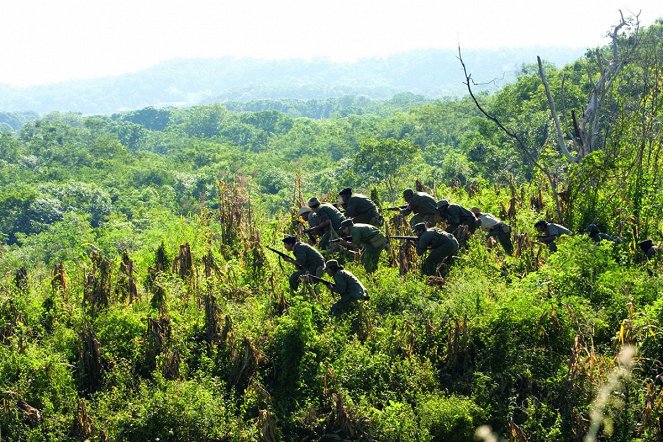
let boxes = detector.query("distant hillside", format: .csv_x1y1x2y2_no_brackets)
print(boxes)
0,48,584,115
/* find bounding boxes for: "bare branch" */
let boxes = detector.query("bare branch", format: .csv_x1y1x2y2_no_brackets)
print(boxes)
537,56,577,163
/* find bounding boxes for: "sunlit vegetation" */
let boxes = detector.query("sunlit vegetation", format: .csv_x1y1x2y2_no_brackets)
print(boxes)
0,19,662,441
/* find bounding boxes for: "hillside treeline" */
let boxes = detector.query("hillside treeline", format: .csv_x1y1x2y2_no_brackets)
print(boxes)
0,18,662,441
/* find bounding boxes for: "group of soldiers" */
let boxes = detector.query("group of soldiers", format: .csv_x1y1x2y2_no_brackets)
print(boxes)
272,186,658,315
272,187,517,315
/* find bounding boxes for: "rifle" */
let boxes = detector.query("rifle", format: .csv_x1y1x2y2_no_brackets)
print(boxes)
305,274,335,288
266,246,301,267
330,236,352,243
385,205,408,211
387,235,418,241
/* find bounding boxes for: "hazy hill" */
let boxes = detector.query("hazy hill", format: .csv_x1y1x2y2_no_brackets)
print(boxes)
0,48,583,115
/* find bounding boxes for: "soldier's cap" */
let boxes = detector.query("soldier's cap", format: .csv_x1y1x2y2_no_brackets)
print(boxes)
471,207,481,215
282,235,297,244
325,259,343,271
307,197,321,208
298,206,312,216
403,188,414,199
534,220,547,228
437,199,449,208
340,219,354,230
413,222,428,232
585,224,599,235
639,239,654,251
339,187,352,196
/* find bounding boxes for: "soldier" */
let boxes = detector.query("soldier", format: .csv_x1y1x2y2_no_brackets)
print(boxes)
413,223,459,276
401,188,441,229
639,239,659,261
325,259,369,316
585,224,621,244
471,207,514,254
282,235,325,291
297,206,318,244
534,220,571,252
339,187,383,226
337,219,387,273
305,197,346,250
437,200,481,234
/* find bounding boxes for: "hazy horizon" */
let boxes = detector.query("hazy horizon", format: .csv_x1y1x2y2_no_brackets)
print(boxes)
2,0,661,87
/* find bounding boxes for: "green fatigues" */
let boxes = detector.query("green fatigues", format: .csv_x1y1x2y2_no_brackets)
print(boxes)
401,192,441,228
330,269,368,315
477,213,514,255
316,203,346,250
590,232,621,244
441,204,480,233
289,243,325,290
345,194,381,226
645,245,659,260
544,223,571,252
416,228,459,276
350,223,387,273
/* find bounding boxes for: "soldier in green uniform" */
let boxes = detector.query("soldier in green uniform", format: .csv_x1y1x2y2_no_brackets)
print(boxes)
534,220,571,252
639,239,659,261
471,207,514,254
306,197,346,250
585,224,621,244
337,219,387,273
339,187,383,226
282,235,326,291
401,188,441,229
437,200,481,234
325,259,369,316
414,223,459,276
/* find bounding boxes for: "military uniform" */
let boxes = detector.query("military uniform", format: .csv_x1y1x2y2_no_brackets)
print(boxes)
439,202,480,233
288,242,325,290
539,222,571,252
349,223,387,273
315,203,346,249
476,212,514,254
586,224,621,244
416,227,459,276
330,268,368,315
402,191,441,228
344,193,381,226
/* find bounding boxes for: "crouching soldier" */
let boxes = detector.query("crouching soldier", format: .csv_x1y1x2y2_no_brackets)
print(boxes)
534,220,571,252
282,235,325,291
339,187,383,226
437,200,481,234
414,223,459,276
325,259,369,316
471,207,514,255
305,197,346,250
586,224,621,244
337,219,387,273
401,188,441,229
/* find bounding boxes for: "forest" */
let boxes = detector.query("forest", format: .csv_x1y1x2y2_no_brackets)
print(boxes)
0,17,662,442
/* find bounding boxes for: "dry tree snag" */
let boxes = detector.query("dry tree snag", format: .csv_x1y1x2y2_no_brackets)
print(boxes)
458,46,565,223
537,11,640,162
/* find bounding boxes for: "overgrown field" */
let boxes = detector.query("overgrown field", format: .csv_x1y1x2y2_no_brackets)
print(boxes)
1,18,663,441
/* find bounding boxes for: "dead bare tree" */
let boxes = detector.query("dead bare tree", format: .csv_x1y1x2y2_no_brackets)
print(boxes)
538,11,640,162
458,47,565,222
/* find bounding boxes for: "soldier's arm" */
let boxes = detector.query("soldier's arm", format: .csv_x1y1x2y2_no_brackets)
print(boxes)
416,237,428,256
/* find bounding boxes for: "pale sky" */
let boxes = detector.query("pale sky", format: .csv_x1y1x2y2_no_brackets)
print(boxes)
1,0,661,87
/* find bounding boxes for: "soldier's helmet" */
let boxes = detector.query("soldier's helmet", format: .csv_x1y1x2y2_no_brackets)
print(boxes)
437,199,449,209
307,197,321,208
340,219,354,230
413,222,427,233
325,259,343,271
403,188,414,200
298,207,312,216
639,239,654,252
586,224,600,236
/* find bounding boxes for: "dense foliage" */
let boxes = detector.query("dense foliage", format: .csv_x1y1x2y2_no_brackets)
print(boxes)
0,19,662,442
